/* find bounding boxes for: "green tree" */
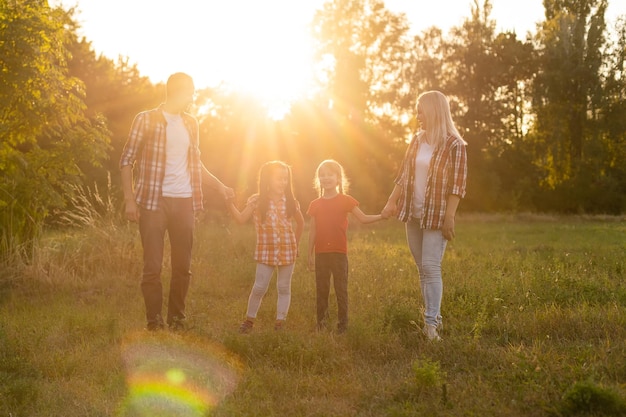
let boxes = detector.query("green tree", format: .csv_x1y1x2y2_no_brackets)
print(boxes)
307,0,414,207
0,0,110,255
66,36,162,181
531,0,608,189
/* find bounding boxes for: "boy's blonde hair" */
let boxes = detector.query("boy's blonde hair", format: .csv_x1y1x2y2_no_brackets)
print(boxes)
314,159,350,197
417,91,466,148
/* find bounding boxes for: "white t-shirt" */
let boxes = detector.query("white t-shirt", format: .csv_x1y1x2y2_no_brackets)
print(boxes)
412,141,435,218
161,111,193,198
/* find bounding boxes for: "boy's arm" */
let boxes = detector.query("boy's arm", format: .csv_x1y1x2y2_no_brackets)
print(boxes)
351,206,384,224
307,217,316,272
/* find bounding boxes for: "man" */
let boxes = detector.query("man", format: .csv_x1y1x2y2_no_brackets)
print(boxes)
120,72,234,331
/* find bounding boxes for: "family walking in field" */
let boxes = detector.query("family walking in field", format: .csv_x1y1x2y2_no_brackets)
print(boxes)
120,72,467,342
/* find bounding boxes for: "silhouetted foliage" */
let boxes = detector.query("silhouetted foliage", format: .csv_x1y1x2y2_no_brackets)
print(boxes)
2,0,626,256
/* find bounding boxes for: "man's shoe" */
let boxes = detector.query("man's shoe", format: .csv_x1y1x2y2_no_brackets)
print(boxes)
169,317,187,332
147,314,165,331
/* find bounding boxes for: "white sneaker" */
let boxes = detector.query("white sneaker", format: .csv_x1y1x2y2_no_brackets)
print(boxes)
423,324,442,342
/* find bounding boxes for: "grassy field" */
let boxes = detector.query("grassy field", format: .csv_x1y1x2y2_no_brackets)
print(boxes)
1,214,626,416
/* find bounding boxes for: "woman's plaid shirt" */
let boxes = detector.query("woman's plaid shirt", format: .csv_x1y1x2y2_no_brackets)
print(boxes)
395,132,467,229
254,197,298,266
119,106,204,211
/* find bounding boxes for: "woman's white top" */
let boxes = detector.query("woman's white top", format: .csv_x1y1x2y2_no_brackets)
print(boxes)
412,140,435,218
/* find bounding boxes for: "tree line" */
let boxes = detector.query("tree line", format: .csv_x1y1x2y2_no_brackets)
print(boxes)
1,0,625,257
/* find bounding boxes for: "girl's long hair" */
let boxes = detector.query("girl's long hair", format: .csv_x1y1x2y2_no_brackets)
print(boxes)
313,159,350,197
417,91,466,148
257,161,297,223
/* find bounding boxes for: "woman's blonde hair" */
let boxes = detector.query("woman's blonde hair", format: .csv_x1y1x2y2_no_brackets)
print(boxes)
314,159,350,197
417,91,466,147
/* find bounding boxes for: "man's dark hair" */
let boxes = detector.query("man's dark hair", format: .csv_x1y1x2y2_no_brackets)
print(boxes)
166,72,194,97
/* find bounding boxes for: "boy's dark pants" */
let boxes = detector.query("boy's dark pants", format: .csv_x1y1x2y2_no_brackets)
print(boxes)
315,252,349,331
139,197,194,328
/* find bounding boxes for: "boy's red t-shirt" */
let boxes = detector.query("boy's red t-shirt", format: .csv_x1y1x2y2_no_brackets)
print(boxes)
307,194,359,254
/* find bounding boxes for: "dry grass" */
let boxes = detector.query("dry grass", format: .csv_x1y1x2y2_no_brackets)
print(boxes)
1,214,625,416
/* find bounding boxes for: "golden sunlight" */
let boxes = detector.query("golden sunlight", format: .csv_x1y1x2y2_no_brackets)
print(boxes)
198,2,317,120
60,0,319,120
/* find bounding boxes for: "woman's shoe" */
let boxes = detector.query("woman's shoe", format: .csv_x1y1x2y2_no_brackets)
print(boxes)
423,324,442,342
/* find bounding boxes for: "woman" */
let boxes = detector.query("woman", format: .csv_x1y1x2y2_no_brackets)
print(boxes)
382,91,468,341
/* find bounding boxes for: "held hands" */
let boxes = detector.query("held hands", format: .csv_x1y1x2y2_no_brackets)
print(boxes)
307,256,315,272
246,194,259,207
220,185,235,201
381,200,398,219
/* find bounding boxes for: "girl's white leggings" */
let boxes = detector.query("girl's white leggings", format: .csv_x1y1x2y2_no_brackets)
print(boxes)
246,263,295,320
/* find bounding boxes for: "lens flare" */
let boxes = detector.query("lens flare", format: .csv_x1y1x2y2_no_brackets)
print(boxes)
119,332,242,417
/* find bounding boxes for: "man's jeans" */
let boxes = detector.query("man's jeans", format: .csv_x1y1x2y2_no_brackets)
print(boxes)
139,197,194,328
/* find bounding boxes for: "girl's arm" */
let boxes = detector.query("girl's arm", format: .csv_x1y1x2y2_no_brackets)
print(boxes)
351,207,385,224
307,217,316,271
293,202,305,248
229,196,257,224
381,184,401,218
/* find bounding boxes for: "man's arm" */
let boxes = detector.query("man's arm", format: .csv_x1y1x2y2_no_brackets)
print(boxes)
201,163,234,201
121,165,140,222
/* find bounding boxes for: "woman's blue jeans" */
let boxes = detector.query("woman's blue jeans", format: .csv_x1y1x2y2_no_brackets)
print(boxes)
405,218,447,328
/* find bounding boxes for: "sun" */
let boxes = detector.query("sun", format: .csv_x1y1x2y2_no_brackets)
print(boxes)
201,2,318,120
52,0,321,119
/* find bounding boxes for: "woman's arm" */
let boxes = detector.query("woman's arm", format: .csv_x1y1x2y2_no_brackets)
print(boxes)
441,194,461,240
351,207,385,224
381,184,402,218
442,142,468,240
307,217,316,271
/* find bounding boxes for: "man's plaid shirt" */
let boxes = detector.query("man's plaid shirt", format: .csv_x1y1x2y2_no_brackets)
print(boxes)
119,106,204,211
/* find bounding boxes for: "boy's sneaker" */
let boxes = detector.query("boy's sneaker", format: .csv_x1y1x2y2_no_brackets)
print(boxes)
239,319,254,334
423,324,442,342
274,320,285,331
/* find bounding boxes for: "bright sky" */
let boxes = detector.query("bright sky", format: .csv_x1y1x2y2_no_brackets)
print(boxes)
55,0,625,106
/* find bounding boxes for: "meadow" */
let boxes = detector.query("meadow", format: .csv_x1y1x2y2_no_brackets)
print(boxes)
1,214,625,416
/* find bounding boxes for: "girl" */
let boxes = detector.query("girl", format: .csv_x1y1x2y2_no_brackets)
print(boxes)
382,90,468,341
230,161,304,333
307,160,385,333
